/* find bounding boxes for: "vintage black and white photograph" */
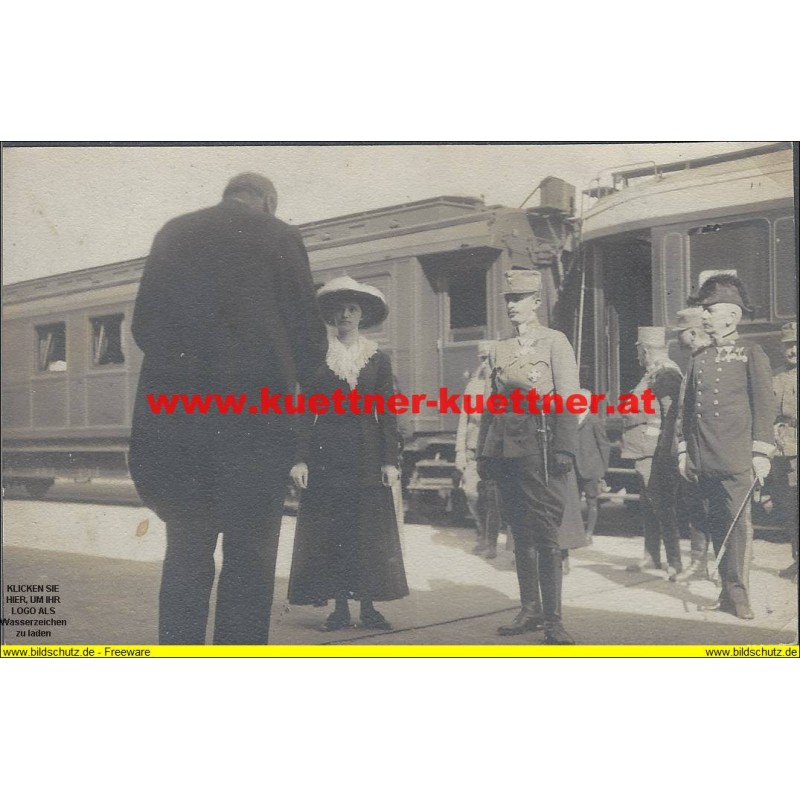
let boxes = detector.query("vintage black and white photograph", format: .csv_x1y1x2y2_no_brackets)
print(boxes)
2,142,797,650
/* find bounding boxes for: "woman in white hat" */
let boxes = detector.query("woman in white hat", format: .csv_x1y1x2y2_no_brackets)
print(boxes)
287,276,409,631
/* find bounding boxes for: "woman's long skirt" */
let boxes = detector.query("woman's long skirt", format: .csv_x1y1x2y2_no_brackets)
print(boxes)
288,485,409,605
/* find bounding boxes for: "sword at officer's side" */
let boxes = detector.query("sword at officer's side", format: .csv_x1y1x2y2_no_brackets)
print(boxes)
708,475,760,581
538,412,550,486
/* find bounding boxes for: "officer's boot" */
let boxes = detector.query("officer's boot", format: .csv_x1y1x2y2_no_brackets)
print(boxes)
538,546,575,645
497,544,543,635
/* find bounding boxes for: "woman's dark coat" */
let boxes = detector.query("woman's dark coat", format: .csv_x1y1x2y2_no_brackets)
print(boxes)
287,348,409,604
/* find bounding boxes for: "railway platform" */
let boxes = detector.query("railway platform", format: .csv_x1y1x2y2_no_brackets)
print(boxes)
2,499,797,647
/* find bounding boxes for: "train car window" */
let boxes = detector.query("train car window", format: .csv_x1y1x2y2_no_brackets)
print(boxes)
775,217,797,319
447,267,487,342
91,314,125,366
36,323,67,372
688,219,770,321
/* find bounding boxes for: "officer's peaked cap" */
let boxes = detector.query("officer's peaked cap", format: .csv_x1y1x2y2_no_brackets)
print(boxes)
501,269,542,295
636,327,667,348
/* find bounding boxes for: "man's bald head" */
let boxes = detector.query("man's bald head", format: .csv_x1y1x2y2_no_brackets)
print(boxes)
223,172,278,215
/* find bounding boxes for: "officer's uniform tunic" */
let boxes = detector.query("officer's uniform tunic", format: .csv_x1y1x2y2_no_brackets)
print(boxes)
479,325,580,609
456,371,492,533
679,331,776,606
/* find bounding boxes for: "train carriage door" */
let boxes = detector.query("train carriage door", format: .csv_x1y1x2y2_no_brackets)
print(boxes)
420,248,497,431
596,235,653,398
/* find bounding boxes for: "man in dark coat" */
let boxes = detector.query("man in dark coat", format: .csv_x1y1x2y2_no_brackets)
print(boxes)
678,275,775,619
128,172,327,644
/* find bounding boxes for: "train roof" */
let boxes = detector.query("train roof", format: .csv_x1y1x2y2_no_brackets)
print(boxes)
299,195,497,253
581,143,795,241
2,196,527,308
3,257,146,307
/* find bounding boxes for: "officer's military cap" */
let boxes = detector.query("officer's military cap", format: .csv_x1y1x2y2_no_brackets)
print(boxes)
696,274,753,312
636,326,666,349
501,269,541,295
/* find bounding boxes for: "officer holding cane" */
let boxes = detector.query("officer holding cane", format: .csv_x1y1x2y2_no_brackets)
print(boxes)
677,275,776,619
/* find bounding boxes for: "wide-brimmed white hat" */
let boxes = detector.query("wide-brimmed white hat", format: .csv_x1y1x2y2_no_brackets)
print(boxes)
317,275,389,329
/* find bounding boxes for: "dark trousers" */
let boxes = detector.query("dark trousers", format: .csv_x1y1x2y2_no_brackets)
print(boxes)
635,456,682,569
159,493,285,645
488,455,564,622
158,430,292,645
698,470,754,607
477,479,503,547
679,479,710,560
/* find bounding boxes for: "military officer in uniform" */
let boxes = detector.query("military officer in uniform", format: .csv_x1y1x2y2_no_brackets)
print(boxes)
456,342,503,558
672,306,713,582
772,322,797,580
477,269,579,644
677,275,776,619
622,326,684,577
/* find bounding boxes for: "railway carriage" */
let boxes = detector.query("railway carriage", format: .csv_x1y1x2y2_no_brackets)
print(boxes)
2,186,575,498
562,142,796,500
570,142,795,393
3,144,795,513
3,260,144,496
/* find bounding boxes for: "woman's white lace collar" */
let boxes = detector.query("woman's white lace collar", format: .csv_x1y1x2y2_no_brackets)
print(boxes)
326,334,378,389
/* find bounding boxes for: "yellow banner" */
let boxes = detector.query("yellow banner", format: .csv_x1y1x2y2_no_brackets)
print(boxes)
2,644,798,658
